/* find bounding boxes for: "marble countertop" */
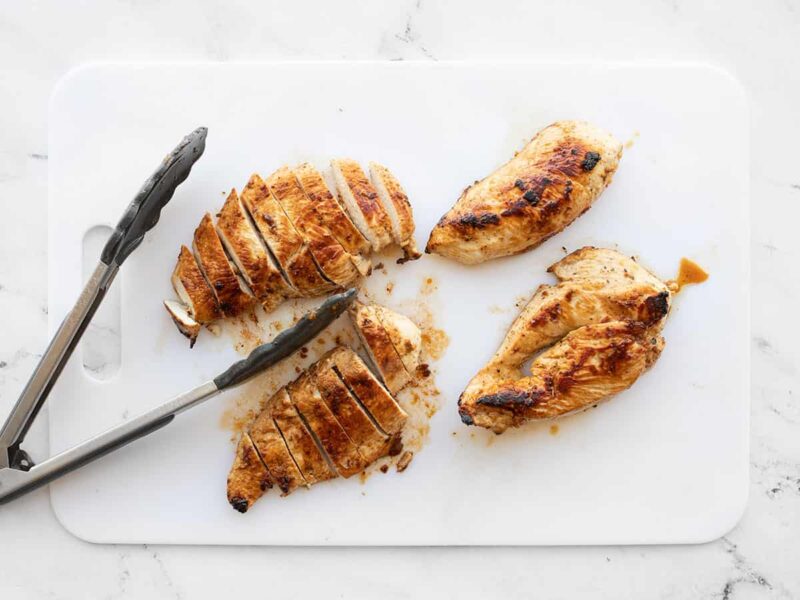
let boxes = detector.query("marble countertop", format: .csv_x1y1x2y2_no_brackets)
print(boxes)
1,0,798,597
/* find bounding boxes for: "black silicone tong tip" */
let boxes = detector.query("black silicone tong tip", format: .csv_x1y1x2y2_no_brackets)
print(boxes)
101,127,208,267
214,289,358,390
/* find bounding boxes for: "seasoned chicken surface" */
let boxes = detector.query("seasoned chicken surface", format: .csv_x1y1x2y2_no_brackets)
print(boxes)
293,163,372,276
216,188,293,311
193,213,255,317
166,161,418,344
349,302,411,394
227,433,273,513
241,174,335,297
369,162,421,262
426,121,623,264
371,304,422,376
331,159,394,251
458,247,671,433
171,245,221,325
227,345,409,513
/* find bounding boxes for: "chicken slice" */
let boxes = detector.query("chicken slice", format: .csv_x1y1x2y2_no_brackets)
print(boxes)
227,433,273,513
248,393,307,495
192,213,255,317
311,351,391,464
426,121,623,264
271,388,337,484
371,304,422,376
330,159,394,251
458,247,672,433
240,174,336,297
460,321,665,433
369,162,421,262
288,373,368,478
328,347,408,436
163,300,201,347
349,302,411,394
266,167,359,287
216,188,294,311
171,245,221,324
292,163,373,275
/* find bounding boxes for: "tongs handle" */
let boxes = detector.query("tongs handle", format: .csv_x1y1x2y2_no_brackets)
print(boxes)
0,128,207,469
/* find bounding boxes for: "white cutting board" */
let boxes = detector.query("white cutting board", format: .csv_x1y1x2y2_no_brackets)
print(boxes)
47,62,749,545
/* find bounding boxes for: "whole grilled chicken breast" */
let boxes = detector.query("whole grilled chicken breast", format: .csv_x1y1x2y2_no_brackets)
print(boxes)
458,247,671,433
426,121,622,264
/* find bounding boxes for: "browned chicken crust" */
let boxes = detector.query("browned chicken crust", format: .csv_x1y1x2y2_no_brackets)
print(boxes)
271,387,337,484
458,247,671,433
193,213,255,317
311,352,390,464
328,347,408,436
249,394,307,495
293,163,372,274
241,174,335,297
288,373,368,478
227,433,273,513
267,167,359,287
216,188,293,310
426,121,623,264
171,245,221,324
349,302,411,394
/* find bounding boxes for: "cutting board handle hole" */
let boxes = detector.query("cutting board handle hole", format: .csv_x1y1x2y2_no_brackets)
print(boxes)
82,225,121,380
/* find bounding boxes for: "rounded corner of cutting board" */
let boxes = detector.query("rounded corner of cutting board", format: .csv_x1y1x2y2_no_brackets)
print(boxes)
49,486,107,545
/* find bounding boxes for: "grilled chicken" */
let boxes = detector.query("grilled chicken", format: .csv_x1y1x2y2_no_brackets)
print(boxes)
267,167,359,288
371,304,422,376
163,300,201,347
288,373,368,478
248,395,307,495
216,188,294,311
331,159,394,251
458,247,671,433
227,345,409,512
293,163,373,275
240,174,336,297
167,162,418,344
193,213,255,317
171,245,221,325
227,433,273,513
426,121,623,264
349,302,411,394
369,162,421,262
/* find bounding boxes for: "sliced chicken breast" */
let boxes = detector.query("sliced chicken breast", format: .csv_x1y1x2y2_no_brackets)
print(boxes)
293,163,372,275
311,353,390,464
330,159,394,251
163,299,201,347
249,394,307,495
349,302,411,394
328,347,408,436
426,121,623,264
227,433,273,513
171,245,221,324
372,304,422,376
216,188,294,312
192,213,255,317
266,167,359,287
240,174,335,297
369,162,421,262
288,373,368,478
271,388,337,484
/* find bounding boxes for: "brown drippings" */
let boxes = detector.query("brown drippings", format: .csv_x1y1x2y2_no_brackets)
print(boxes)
624,131,640,149
421,327,450,360
385,282,394,295
669,258,709,293
549,424,560,436
420,276,438,296
396,451,413,472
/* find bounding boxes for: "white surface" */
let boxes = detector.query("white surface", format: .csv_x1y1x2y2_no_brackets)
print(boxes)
46,62,748,545
0,0,798,596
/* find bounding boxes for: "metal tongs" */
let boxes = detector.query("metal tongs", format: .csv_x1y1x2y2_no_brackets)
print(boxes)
0,128,356,505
